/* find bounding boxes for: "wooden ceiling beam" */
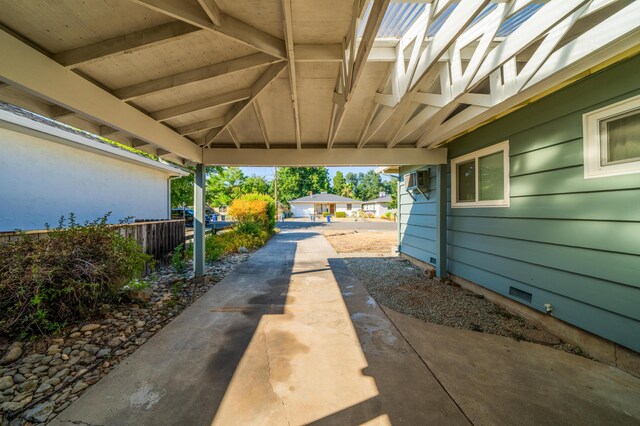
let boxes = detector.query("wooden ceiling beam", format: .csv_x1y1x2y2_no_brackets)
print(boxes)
196,0,223,26
281,0,301,149
130,0,287,59
204,62,287,146
327,0,392,149
0,29,201,162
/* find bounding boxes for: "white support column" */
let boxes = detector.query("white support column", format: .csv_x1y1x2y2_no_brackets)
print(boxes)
193,163,206,279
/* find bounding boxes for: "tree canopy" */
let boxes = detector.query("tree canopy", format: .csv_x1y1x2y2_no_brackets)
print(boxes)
274,167,330,206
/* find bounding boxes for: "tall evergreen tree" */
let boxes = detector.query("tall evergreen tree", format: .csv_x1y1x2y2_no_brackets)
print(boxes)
332,171,346,196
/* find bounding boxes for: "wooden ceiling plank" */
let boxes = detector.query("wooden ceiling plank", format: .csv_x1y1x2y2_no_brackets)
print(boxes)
150,88,251,121
53,21,200,69
177,117,225,136
114,53,280,101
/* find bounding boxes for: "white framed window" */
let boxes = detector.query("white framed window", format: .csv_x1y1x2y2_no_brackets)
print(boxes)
451,141,510,208
583,94,640,178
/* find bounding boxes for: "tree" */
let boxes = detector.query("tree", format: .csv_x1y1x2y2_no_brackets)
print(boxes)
242,175,270,195
170,173,194,208
275,167,330,206
358,170,386,201
332,171,346,196
206,167,246,207
344,172,360,198
386,177,398,209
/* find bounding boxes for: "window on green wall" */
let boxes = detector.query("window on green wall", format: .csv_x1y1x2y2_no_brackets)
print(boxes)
451,141,510,208
584,94,640,178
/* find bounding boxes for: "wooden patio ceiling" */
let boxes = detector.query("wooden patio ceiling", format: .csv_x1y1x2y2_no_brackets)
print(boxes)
0,0,639,165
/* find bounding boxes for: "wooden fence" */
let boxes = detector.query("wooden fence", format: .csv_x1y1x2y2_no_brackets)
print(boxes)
0,219,186,264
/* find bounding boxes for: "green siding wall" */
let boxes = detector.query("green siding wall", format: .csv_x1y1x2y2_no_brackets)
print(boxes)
398,166,438,266
400,55,640,352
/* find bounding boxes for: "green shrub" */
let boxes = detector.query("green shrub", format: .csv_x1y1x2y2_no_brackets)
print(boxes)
0,214,153,337
335,211,347,218
171,244,187,273
322,212,330,217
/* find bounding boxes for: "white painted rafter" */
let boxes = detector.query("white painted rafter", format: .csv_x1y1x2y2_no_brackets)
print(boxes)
327,0,392,149
413,0,640,148
281,0,302,149
130,0,287,59
204,62,287,147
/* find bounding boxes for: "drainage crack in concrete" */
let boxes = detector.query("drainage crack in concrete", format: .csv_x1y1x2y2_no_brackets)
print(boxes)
263,317,293,426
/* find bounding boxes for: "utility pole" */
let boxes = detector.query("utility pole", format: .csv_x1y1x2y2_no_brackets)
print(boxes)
274,166,279,220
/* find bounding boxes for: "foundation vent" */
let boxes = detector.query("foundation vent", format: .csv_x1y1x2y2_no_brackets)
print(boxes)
509,286,532,303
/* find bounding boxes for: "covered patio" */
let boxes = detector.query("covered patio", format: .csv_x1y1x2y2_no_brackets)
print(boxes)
1,0,640,424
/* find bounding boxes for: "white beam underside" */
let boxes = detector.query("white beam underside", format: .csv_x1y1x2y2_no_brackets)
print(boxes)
203,147,447,166
427,21,640,146
282,0,302,149
0,29,201,162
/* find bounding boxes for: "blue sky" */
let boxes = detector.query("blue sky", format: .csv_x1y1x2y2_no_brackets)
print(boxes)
240,167,381,182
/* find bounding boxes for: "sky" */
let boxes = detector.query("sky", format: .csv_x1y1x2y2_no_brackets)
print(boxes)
239,166,384,182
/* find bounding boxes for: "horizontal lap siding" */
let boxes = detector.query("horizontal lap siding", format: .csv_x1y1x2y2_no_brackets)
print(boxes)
399,166,437,265
446,55,640,352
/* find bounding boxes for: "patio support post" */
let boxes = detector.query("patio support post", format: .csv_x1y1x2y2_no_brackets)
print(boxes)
435,164,447,279
193,163,206,279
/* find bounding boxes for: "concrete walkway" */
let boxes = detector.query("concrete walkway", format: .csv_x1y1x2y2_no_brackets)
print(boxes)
51,229,640,425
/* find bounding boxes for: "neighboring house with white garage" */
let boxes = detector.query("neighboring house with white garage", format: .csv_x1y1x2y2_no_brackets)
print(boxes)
0,103,188,231
362,193,395,218
289,193,362,218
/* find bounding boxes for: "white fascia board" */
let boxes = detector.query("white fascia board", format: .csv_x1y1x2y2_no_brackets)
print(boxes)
0,110,189,177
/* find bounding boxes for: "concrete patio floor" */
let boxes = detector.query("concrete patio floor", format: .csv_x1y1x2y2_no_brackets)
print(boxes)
51,229,640,425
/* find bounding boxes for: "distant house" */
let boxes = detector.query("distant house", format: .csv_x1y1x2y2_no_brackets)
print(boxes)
289,193,362,218
0,103,188,231
362,193,395,217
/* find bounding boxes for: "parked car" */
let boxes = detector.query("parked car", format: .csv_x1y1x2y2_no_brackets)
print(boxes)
171,208,215,226
171,208,194,226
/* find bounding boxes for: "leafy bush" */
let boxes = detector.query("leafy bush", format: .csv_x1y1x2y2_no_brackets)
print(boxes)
0,214,153,337
322,212,330,217
228,193,275,233
335,211,347,218
171,244,187,273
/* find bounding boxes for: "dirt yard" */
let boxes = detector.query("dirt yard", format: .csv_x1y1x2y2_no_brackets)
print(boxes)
323,230,397,256
324,231,587,356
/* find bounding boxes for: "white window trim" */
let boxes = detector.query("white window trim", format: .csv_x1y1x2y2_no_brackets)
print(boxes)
451,141,510,208
583,93,640,179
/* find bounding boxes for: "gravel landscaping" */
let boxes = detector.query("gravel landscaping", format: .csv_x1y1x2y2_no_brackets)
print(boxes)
0,254,249,425
343,256,587,357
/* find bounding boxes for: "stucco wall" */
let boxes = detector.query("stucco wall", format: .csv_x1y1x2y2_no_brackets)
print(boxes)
0,125,172,231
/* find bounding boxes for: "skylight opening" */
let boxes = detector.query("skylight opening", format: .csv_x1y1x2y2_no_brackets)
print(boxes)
357,1,546,41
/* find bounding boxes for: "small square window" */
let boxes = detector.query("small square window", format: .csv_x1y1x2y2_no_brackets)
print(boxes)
347,204,352,209
584,94,640,178
451,141,509,208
